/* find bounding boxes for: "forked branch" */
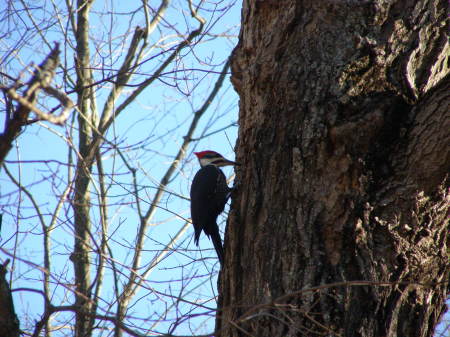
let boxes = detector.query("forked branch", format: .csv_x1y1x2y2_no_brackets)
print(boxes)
0,43,74,165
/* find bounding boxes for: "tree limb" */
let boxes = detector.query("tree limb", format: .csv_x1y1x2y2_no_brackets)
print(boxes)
0,43,73,166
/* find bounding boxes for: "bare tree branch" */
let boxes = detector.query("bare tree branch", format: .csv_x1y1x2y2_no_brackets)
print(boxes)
0,43,73,165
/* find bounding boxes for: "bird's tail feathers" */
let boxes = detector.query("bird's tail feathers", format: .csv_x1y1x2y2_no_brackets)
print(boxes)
210,229,224,265
194,228,201,246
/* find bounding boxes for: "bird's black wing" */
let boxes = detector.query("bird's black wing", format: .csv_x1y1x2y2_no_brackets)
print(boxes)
213,169,231,213
190,166,221,241
190,166,229,264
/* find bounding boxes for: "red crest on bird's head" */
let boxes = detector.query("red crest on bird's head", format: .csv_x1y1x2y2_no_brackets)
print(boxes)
194,151,220,159
194,151,239,167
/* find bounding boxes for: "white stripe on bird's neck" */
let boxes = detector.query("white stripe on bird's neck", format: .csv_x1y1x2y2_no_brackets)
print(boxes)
199,157,220,167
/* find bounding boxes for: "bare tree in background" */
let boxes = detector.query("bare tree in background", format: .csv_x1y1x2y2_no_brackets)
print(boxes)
0,0,238,336
217,0,449,336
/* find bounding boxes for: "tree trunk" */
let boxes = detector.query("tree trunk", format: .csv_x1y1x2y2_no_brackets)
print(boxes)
0,261,19,337
72,1,95,336
217,1,449,336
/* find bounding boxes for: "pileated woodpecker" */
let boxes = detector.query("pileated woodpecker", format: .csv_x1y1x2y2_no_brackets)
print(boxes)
190,150,238,265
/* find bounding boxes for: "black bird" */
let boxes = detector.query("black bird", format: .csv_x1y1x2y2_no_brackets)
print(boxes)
190,150,238,265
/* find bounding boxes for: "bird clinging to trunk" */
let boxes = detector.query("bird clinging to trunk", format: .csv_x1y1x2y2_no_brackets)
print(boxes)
190,150,238,265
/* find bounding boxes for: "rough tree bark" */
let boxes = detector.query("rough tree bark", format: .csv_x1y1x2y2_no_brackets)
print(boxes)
218,1,449,337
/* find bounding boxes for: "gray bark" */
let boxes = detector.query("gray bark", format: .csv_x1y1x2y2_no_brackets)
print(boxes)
72,1,95,336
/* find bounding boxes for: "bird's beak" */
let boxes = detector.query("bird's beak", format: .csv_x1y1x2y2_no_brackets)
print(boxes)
221,158,240,167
